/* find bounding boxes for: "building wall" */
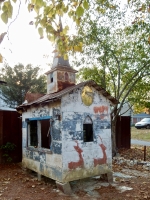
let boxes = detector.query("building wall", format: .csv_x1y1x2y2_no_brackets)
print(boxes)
47,70,76,94
47,71,57,94
61,86,112,182
21,86,112,183
120,103,132,117
0,111,22,163
22,102,63,182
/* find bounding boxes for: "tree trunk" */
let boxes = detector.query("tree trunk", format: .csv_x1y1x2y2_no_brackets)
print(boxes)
111,118,117,156
111,105,118,156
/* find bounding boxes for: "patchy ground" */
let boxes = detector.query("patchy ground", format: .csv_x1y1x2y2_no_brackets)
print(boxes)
1,146,150,200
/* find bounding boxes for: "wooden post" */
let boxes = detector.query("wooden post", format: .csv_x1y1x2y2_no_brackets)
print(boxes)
144,146,146,161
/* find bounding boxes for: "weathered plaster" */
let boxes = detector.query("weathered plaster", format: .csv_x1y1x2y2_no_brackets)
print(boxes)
32,107,49,118
21,85,112,183
62,164,112,183
60,87,112,182
22,157,63,182
57,71,75,83
46,154,62,168
47,71,57,94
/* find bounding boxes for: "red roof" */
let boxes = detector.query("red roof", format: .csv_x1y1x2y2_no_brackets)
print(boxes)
25,93,45,103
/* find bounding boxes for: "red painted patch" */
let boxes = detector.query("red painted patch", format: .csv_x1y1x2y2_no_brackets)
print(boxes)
93,106,109,119
94,137,107,167
68,141,84,170
93,106,108,114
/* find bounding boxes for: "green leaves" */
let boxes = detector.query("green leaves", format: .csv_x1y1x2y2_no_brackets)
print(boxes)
0,0,91,58
1,12,8,24
31,0,36,4
83,0,89,10
0,0,148,67
38,27,43,39
1,1,13,24
76,6,84,17
36,0,44,8
0,53,3,63
75,3,150,115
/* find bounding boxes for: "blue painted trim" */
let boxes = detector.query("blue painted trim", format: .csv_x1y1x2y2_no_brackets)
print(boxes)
26,116,52,121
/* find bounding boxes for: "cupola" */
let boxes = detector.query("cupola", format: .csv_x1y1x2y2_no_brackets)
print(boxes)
45,17,78,94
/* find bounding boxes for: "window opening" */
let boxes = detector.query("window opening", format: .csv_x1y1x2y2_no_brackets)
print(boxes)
27,117,52,149
50,73,53,83
83,116,93,142
65,72,69,81
41,119,51,149
29,120,38,147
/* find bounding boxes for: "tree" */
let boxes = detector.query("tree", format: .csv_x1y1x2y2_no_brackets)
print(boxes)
0,63,46,107
73,5,150,154
0,0,149,61
77,66,107,90
128,77,150,114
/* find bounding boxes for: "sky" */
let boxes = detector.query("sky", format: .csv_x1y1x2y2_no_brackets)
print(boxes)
0,1,55,73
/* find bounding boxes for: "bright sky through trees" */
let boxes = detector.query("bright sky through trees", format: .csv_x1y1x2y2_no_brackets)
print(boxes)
0,0,149,72
0,0,123,71
0,1,54,72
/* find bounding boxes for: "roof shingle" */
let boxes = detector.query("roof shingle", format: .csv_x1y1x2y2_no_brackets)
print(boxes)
16,80,118,111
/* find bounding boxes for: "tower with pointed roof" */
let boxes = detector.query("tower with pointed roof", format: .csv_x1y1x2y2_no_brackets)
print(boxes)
45,17,77,94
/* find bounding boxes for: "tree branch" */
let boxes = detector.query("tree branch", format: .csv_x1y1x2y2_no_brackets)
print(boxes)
116,73,145,117
118,62,150,100
7,0,21,40
95,35,121,98
105,57,117,98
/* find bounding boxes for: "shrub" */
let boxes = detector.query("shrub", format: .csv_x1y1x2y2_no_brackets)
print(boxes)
0,142,16,162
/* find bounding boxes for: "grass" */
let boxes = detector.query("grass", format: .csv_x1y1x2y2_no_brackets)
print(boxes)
131,127,150,141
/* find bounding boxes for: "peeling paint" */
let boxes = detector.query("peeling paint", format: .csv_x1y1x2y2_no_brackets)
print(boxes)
22,158,63,182
46,154,62,168
51,141,62,154
68,141,84,170
94,143,107,166
21,85,112,183
62,164,111,182
93,106,109,120
32,107,49,118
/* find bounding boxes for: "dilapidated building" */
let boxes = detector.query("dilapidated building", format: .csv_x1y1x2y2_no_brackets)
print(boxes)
16,20,118,194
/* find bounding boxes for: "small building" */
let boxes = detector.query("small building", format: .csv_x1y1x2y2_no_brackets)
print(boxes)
16,20,118,193
0,80,22,163
119,102,133,117
0,108,22,163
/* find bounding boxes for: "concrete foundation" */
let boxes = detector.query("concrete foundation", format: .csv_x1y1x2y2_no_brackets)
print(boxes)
56,181,72,195
101,172,113,183
37,173,42,181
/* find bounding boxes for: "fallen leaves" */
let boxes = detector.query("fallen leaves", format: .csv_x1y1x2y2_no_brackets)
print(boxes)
0,147,150,200
32,185,35,188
